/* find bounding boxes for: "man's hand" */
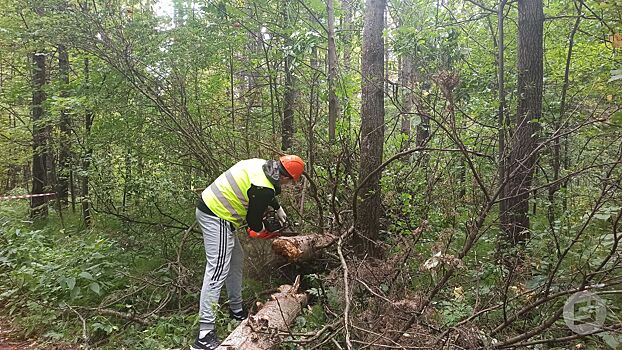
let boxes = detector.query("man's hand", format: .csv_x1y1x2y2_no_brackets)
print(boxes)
276,207,287,225
247,227,279,239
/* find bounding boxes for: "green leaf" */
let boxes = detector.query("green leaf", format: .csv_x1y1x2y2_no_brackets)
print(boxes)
89,282,101,295
79,271,94,280
65,277,75,290
600,332,621,349
70,286,81,300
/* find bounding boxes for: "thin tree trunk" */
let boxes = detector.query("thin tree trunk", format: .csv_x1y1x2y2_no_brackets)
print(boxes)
355,0,386,256
327,0,339,144
501,0,543,245
497,0,508,223
414,67,430,148
258,24,277,140
281,3,295,151
31,53,48,219
282,53,295,151
400,54,413,151
384,9,389,92
341,0,354,70
69,167,76,213
123,150,131,211
549,3,581,225
82,58,93,227
229,45,235,126
308,45,320,177
58,44,71,206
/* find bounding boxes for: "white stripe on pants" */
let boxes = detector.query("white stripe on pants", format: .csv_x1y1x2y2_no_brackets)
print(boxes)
196,208,244,330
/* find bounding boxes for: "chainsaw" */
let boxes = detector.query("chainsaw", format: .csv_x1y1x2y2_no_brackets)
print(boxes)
262,209,295,236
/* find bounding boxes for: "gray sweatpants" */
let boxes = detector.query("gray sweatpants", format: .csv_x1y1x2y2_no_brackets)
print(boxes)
196,208,244,331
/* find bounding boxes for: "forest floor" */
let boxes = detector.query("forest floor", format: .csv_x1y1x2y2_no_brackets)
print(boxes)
0,319,33,350
0,318,75,350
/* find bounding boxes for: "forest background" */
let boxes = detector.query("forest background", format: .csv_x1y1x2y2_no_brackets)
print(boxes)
0,0,621,348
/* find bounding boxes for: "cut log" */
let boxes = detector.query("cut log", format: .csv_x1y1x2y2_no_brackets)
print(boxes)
271,234,336,262
217,280,308,350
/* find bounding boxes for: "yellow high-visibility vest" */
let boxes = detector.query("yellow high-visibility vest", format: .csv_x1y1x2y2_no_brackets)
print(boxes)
202,159,275,227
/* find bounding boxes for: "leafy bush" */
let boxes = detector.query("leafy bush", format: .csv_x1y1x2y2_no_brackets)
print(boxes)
0,203,126,340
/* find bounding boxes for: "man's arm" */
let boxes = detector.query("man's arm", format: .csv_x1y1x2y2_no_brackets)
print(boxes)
246,185,277,232
270,196,280,211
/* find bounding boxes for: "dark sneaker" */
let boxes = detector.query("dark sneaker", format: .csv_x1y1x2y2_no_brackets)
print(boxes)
191,330,220,350
229,307,248,321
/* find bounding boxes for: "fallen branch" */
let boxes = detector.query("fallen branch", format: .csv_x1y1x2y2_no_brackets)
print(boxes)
95,308,153,326
217,277,308,349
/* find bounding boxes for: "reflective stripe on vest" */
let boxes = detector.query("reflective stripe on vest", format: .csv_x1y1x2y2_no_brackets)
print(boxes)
224,170,248,206
202,159,275,227
206,181,244,222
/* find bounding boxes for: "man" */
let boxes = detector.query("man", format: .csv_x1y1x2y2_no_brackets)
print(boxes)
191,155,305,350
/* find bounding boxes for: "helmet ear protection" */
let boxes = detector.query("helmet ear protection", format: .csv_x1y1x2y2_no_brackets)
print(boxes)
279,155,305,181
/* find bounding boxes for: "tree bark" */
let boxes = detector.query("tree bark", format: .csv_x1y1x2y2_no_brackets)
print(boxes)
327,0,339,144
355,0,386,256
31,53,48,219
501,0,543,245
272,234,336,262
217,283,308,349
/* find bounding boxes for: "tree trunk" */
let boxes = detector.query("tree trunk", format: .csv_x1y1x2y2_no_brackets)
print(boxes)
355,0,386,256
217,283,308,349
31,53,48,219
327,0,339,144
58,44,71,206
500,0,543,245
272,234,336,262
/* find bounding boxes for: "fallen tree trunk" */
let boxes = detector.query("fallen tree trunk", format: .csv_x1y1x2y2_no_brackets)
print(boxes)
217,280,308,350
271,234,336,262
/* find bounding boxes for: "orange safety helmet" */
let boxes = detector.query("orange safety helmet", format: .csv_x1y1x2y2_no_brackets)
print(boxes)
279,155,305,181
